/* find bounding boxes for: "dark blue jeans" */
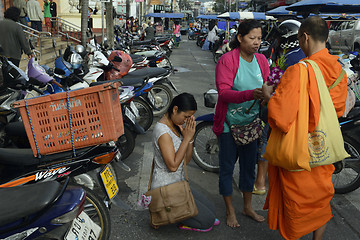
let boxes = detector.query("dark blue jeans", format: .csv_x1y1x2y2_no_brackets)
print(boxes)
218,132,258,195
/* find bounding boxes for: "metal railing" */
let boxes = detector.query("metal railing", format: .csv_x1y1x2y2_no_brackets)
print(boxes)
18,22,52,60
18,17,86,62
51,17,86,44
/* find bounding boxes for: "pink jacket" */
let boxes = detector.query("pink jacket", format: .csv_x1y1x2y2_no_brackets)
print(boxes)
213,48,270,136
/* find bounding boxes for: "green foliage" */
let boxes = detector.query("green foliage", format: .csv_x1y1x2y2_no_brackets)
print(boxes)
272,46,288,70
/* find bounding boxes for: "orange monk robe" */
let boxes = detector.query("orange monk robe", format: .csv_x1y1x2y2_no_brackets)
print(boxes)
264,48,347,240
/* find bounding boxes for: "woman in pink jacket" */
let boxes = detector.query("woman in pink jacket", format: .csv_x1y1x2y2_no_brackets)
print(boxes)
213,19,270,228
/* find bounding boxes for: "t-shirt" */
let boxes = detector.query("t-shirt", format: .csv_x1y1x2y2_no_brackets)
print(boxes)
151,123,184,190
224,55,263,132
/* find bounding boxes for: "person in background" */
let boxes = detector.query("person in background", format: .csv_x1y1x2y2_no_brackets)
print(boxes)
262,16,347,240
88,7,93,36
213,19,269,228
173,21,181,47
49,0,57,33
133,18,139,34
207,19,219,50
13,0,27,25
126,17,133,33
27,0,43,46
144,22,155,41
0,7,33,67
150,93,219,232
43,0,51,32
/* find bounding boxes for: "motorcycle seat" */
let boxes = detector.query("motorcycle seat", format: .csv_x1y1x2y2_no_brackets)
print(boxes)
119,78,147,88
129,54,146,64
132,40,153,46
122,67,168,79
155,37,169,43
0,181,61,225
0,145,93,166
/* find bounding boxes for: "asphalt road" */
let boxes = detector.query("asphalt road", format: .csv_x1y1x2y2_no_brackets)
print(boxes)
109,38,360,240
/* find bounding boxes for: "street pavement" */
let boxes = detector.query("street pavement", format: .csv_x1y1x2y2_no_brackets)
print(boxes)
109,38,360,240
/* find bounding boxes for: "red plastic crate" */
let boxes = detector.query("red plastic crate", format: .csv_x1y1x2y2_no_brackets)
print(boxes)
12,82,124,157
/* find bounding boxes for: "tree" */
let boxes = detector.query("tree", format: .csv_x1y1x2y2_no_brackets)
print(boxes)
105,0,114,49
213,0,237,13
80,0,89,46
179,0,192,11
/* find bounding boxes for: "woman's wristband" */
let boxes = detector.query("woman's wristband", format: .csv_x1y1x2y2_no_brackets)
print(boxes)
189,140,194,144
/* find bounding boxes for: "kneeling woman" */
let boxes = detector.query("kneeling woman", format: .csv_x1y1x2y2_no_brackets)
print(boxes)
150,93,219,232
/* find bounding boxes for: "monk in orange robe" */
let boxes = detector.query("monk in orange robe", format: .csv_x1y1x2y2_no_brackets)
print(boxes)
262,16,347,240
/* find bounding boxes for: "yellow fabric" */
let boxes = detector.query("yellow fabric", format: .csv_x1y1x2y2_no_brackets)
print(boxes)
304,60,350,167
264,63,311,171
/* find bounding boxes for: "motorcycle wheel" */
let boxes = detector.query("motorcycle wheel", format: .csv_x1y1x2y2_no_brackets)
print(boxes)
151,84,173,117
196,37,201,46
81,186,111,240
156,55,173,70
332,137,360,194
160,45,172,57
214,53,222,64
192,121,219,173
116,125,136,160
133,98,153,131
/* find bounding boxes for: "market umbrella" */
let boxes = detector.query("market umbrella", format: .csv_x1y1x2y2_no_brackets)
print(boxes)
145,13,185,18
217,11,276,21
196,15,221,20
266,6,297,16
286,0,360,14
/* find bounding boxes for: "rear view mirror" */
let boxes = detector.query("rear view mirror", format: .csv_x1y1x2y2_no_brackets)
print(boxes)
52,38,57,49
29,40,35,50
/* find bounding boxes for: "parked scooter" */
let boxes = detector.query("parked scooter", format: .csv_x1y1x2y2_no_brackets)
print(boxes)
0,179,88,240
0,142,121,239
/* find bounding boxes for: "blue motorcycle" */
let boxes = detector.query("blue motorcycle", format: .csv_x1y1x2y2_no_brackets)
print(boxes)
0,179,87,239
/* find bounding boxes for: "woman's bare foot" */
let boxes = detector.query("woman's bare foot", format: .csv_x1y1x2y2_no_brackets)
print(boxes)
226,212,240,228
242,208,265,223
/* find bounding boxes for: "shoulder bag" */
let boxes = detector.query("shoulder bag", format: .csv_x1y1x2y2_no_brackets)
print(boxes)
225,100,263,146
145,160,198,227
304,60,350,168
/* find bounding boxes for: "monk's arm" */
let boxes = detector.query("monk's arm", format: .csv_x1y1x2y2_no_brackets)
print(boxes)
267,64,301,133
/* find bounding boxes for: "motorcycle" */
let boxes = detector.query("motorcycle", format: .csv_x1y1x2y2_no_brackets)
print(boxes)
0,142,121,239
0,179,89,240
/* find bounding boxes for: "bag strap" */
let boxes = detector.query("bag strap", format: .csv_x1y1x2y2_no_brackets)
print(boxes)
301,60,345,91
328,69,345,90
147,158,189,191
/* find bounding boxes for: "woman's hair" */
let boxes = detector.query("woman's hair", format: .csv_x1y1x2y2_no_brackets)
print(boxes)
4,7,20,22
229,19,262,50
167,93,197,117
175,21,180,25
208,19,216,31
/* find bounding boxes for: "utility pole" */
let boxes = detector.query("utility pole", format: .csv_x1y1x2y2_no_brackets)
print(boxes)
80,0,89,46
106,0,114,49
126,0,130,18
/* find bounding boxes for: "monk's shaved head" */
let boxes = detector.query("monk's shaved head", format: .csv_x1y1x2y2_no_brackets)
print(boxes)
299,16,329,43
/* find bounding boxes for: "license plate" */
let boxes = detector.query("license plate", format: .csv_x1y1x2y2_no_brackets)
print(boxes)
129,101,139,117
148,92,155,106
125,106,136,125
100,165,119,200
65,212,101,240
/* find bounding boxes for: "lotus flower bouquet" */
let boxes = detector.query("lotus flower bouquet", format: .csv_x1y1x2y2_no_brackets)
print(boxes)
267,47,288,87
